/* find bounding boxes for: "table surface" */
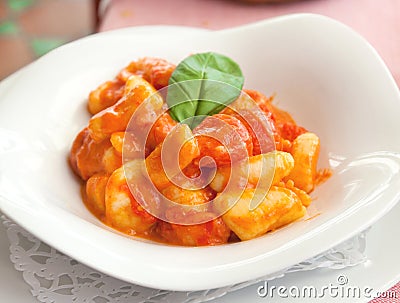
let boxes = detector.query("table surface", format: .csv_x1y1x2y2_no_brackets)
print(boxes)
100,0,400,87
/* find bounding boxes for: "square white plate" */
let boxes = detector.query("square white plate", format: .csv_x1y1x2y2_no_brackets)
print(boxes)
0,14,400,291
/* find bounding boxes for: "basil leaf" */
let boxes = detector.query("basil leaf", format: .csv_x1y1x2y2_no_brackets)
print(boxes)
167,52,244,126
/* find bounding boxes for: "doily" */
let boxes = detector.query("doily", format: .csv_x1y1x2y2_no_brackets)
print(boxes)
1,216,367,303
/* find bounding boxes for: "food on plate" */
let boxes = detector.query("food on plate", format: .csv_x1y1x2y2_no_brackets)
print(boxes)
70,52,331,246
88,57,175,115
214,187,306,241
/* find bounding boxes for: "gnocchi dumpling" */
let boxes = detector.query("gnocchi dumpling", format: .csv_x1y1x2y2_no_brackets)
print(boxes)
215,187,306,241
210,151,294,192
285,132,320,193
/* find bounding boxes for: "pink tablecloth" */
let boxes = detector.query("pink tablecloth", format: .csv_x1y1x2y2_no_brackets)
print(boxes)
370,282,400,303
99,0,400,86
99,0,400,301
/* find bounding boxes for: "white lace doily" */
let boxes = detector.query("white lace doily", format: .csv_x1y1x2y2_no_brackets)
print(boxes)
1,215,367,303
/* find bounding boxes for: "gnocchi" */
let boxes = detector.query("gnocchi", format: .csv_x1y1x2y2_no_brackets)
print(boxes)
69,56,330,246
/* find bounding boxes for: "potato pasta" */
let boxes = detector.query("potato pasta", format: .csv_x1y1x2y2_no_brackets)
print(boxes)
69,57,330,246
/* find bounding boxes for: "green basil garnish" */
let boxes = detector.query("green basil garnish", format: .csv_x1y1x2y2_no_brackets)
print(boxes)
166,52,244,127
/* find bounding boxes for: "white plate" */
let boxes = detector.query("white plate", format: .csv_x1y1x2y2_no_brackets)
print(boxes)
0,14,400,291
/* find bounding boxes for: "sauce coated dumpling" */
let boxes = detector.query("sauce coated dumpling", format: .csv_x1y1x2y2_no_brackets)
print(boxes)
69,56,330,246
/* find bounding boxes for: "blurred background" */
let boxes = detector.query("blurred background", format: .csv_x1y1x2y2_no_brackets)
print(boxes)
0,0,95,80
0,0,398,84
